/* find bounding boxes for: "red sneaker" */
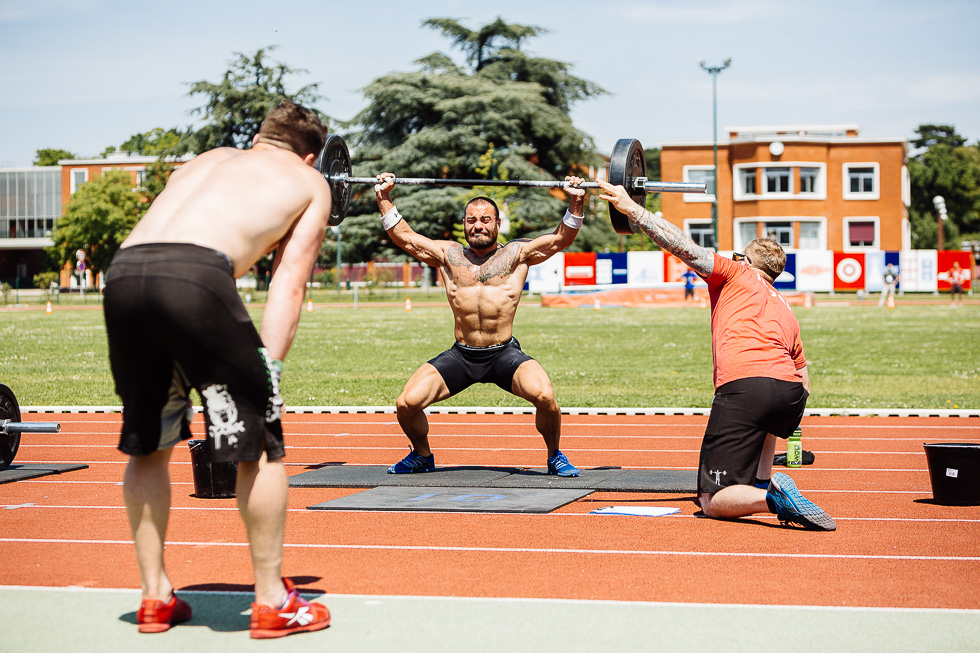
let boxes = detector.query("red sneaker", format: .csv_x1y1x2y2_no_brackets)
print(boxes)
249,578,331,639
137,593,192,633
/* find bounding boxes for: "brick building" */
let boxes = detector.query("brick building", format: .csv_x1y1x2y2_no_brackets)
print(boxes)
660,125,909,252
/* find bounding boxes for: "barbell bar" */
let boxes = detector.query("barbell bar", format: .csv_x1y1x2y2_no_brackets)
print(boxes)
1,383,61,471
315,134,707,235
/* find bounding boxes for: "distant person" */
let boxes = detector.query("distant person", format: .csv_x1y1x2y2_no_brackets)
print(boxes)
596,178,835,531
878,263,900,307
374,173,586,476
103,102,333,637
682,267,698,305
948,261,965,305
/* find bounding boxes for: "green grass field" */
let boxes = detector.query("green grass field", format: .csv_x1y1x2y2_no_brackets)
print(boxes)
1,298,977,409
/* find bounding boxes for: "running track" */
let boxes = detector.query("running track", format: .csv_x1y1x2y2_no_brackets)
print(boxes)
2,411,979,650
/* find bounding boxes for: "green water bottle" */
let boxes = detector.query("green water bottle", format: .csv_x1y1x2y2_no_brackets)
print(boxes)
786,428,803,468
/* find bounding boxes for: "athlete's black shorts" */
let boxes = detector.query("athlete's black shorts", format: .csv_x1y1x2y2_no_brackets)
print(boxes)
697,376,808,495
427,337,534,397
103,243,284,463
684,287,695,299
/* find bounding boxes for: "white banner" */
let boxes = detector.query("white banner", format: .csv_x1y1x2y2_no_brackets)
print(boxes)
794,250,834,292
899,250,938,292
626,251,664,285
528,252,563,293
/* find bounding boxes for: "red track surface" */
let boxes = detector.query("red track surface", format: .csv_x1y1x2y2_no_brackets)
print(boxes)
2,412,979,609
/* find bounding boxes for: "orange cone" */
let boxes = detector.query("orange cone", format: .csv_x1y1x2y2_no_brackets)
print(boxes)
306,298,314,313
45,300,53,314
886,294,895,309
405,298,412,312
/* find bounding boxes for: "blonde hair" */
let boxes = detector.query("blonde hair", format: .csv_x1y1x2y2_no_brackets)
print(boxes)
746,238,786,280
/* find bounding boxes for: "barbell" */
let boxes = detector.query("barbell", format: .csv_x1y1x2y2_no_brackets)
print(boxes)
315,135,707,235
1,383,61,471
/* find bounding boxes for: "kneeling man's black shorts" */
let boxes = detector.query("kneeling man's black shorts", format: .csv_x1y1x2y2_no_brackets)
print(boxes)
428,337,534,396
104,243,283,463
697,376,808,494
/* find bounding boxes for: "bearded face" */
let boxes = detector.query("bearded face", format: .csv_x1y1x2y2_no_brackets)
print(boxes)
463,202,500,250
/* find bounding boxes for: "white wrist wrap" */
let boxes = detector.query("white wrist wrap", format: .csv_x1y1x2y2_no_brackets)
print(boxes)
381,206,402,231
562,209,583,230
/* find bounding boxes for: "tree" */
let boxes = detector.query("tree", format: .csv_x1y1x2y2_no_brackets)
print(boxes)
33,148,75,166
120,127,189,156
341,17,607,261
49,170,144,279
907,124,980,248
184,46,327,152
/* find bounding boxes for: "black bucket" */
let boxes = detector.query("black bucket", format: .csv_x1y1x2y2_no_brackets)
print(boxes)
188,439,237,499
922,443,980,506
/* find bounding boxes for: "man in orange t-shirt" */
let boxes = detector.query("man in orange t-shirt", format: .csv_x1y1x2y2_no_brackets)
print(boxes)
597,179,835,531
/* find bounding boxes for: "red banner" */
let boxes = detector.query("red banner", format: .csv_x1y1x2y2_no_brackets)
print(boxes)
937,251,973,290
563,252,596,286
833,252,865,291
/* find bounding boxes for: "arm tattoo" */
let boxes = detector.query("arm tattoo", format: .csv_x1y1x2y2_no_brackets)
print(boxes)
629,207,714,277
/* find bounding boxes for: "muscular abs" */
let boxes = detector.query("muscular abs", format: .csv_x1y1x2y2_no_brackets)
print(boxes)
442,240,528,347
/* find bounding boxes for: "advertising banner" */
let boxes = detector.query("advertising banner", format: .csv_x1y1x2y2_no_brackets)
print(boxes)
899,250,937,292
833,252,865,291
626,251,665,285
527,252,563,293
596,252,629,285
795,250,834,292
773,252,797,291
937,251,973,290
563,251,596,286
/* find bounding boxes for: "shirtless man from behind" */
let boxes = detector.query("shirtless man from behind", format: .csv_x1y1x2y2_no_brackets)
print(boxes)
374,173,585,476
103,102,333,638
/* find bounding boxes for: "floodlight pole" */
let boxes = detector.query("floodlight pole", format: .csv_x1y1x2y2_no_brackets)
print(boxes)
700,58,731,251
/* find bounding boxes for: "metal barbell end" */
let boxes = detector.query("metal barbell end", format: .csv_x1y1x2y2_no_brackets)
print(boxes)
1,420,61,435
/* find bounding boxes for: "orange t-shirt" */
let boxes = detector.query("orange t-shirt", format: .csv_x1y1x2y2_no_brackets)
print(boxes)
704,254,806,389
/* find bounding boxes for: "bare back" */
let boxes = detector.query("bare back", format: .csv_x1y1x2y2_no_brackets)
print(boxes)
439,240,530,346
123,145,330,278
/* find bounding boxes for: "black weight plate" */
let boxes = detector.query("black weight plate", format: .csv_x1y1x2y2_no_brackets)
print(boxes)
607,138,646,235
316,133,352,227
0,384,21,471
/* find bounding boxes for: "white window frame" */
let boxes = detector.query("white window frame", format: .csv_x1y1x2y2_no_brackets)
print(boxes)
842,216,880,251
733,216,827,251
683,218,716,248
682,165,715,203
69,168,88,194
732,162,826,200
842,162,880,200
764,167,793,196
764,221,795,249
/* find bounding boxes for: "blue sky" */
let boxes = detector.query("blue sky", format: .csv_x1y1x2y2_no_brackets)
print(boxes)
1,0,978,168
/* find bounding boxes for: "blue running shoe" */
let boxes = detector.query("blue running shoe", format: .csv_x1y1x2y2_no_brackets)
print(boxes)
547,450,579,477
387,450,435,474
766,472,836,531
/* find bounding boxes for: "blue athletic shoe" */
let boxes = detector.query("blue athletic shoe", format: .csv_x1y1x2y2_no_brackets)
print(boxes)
547,450,579,477
766,472,836,531
387,450,435,474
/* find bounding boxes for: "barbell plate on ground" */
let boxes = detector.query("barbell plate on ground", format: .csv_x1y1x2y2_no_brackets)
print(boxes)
0,384,21,471
607,138,646,235
316,134,352,227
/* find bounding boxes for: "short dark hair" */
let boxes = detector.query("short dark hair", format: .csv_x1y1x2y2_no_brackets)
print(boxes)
256,101,327,158
465,196,499,220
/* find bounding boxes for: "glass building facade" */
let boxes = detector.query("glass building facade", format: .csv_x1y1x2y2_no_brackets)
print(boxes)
0,167,62,240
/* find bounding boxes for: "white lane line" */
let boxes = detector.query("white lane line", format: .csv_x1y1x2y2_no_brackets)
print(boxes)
3,584,978,614
1,537,977,561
